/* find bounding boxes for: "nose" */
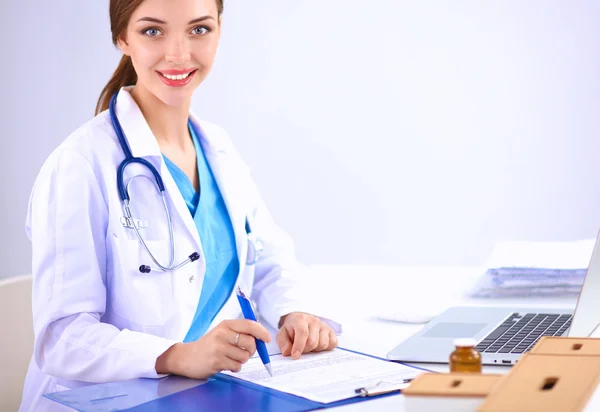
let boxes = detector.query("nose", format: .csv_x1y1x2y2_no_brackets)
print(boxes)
165,34,191,64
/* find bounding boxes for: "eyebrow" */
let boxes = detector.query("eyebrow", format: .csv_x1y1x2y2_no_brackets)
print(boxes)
136,16,215,25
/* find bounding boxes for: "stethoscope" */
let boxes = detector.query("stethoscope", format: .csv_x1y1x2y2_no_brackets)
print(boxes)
109,92,263,273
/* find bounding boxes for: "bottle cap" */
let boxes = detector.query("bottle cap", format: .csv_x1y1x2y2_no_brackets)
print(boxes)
454,338,477,348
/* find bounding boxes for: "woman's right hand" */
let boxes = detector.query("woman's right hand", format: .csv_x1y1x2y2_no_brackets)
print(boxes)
155,319,272,379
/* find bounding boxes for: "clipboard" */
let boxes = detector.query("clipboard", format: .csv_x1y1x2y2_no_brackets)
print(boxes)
44,348,432,412
353,378,414,397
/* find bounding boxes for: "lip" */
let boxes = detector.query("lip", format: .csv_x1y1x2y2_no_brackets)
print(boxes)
156,69,197,88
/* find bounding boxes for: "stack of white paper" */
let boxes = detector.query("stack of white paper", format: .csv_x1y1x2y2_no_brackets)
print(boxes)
469,239,595,298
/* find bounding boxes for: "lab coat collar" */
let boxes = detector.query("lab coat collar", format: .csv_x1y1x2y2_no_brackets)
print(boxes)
188,113,232,155
114,87,162,159
114,87,230,158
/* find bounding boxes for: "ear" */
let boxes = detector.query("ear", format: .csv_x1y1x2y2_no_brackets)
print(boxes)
117,34,131,56
216,16,223,39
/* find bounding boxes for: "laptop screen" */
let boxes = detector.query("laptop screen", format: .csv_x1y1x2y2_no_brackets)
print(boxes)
569,230,600,337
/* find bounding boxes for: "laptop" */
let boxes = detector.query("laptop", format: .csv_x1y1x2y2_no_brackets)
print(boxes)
387,231,600,365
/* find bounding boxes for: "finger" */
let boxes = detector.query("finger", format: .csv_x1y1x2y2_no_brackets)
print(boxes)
228,319,272,343
224,343,252,364
276,327,293,356
222,357,243,373
327,329,338,350
315,326,330,352
304,322,321,353
291,323,309,359
236,333,257,357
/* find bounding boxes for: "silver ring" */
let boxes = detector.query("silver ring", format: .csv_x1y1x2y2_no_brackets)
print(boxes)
234,332,240,346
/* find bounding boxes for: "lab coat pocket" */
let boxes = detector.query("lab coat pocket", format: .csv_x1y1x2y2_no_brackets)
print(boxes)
109,235,175,326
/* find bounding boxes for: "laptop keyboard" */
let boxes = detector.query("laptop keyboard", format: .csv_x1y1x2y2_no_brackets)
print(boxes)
475,312,572,354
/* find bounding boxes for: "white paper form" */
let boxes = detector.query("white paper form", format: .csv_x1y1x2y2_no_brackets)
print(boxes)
221,348,421,403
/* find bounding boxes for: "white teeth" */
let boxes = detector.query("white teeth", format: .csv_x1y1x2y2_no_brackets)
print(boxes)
161,72,192,80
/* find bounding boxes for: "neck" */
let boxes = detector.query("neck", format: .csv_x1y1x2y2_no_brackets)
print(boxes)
130,86,191,150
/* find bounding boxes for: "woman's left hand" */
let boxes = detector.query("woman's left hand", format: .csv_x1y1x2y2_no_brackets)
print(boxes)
276,312,338,359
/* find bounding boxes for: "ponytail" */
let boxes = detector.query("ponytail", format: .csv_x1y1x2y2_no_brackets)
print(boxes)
95,55,138,115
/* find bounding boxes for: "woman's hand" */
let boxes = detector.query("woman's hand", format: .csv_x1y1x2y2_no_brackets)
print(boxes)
276,312,338,359
156,319,271,379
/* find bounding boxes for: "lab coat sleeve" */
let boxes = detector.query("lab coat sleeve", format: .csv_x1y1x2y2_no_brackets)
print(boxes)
246,177,342,334
26,148,177,383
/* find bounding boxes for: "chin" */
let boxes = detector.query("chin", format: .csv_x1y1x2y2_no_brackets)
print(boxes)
154,89,195,108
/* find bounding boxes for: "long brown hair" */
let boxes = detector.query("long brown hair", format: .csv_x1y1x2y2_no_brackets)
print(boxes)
95,0,224,115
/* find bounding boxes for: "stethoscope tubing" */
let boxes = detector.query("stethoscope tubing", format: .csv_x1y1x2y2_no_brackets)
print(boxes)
109,91,260,273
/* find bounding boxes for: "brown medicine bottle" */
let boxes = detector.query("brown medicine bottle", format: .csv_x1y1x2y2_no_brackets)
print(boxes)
449,338,482,373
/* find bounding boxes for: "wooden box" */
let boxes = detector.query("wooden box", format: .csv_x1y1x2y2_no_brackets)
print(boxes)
402,373,503,412
478,353,600,412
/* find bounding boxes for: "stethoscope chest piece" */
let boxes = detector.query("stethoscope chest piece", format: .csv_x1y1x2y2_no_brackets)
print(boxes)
246,234,264,265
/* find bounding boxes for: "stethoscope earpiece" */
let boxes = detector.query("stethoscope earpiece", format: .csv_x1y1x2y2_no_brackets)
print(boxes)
138,252,201,274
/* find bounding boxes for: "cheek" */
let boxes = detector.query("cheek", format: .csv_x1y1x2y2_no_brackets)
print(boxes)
131,45,163,74
194,41,219,69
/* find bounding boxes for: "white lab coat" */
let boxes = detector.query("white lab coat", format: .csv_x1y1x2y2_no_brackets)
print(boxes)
20,87,340,412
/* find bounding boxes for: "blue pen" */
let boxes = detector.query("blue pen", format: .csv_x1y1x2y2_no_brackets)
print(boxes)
236,286,273,377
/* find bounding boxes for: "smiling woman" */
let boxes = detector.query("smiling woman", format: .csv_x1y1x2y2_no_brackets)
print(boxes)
20,1,341,411
95,0,224,114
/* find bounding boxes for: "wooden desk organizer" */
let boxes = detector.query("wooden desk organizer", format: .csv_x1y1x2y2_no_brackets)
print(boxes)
403,337,600,412
478,336,600,412
529,336,600,356
402,373,503,412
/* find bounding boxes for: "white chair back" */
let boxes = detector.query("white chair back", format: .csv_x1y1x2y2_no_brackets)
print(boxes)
0,275,34,411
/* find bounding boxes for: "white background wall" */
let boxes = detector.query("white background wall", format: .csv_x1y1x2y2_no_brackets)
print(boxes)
1,0,600,278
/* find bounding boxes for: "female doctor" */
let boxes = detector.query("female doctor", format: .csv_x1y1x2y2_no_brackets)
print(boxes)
20,0,340,410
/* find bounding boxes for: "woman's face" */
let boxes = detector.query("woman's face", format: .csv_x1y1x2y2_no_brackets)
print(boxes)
118,0,220,108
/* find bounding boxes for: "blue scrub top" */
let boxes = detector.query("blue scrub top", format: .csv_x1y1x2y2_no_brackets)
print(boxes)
163,123,240,342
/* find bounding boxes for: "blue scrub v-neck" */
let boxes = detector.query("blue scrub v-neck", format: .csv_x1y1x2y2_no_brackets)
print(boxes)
162,124,239,342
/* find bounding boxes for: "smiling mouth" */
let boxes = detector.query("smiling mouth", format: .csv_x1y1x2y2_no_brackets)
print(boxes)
157,70,197,80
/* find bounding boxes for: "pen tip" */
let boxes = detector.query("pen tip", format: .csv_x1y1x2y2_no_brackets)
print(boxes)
265,363,273,377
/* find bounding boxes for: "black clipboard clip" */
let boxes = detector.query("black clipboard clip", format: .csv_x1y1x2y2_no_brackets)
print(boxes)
354,379,414,397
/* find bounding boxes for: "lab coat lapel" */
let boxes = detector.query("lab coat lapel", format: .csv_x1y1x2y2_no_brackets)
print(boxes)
115,88,202,262
191,120,248,268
